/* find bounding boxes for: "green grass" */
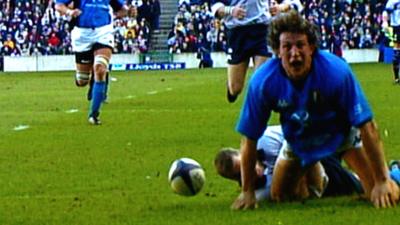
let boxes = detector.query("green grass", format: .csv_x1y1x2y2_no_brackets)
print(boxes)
0,63,399,225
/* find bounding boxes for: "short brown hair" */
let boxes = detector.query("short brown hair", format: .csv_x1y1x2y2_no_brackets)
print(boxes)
268,10,320,54
214,147,240,179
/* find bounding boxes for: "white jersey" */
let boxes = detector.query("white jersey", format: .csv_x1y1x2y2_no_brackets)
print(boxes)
254,125,286,201
211,0,303,29
256,125,286,174
211,0,271,29
386,0,400,26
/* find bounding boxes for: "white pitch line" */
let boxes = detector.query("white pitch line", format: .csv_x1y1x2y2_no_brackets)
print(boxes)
65,109,79,114
147,91,158,95
13,125,30,131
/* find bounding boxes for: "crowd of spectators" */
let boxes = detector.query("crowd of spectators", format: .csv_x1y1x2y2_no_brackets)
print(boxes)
167,1,226,54
0,0,160,57
168,0,388,56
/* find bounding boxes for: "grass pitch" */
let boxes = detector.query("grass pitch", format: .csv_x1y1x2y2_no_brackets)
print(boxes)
0,63,399,225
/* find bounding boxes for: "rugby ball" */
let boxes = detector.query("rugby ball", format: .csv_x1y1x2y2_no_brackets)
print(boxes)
168,158,206,196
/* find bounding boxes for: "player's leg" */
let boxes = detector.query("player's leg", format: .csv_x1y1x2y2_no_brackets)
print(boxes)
74,51,93,87
392,27,400,84
270,144,310,201
392,44,400,84
389,160,400,185
342,147,374,199
321,155,364,196
227,61,249,102
252,55,269,69
225,25,251,103
88,45,112,125
87,73,94,100
305,162,329,198
270,157,309,201
103,71,110,103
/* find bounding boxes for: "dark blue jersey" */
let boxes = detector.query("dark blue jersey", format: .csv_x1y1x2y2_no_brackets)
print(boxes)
236,50,372,165
56,0,124,28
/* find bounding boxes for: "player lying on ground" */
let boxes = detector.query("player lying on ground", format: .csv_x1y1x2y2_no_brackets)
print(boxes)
215,125,364,204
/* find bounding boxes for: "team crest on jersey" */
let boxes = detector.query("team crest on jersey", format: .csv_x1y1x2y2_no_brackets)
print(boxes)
277,99,289,109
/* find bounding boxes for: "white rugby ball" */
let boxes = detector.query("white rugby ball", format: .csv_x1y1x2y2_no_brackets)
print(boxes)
168,158,206,196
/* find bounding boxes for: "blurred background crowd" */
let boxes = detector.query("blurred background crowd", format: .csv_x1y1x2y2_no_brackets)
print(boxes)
0,0,389,57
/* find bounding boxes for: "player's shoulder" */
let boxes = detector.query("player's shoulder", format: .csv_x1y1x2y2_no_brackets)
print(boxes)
250,58,282,85
314,51,352,77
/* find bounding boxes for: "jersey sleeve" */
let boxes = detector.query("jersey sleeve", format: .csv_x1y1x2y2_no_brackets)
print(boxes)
55,0,72,4
236,69,271,141
211,1,231,17
338,68,373,127
385,0,394,11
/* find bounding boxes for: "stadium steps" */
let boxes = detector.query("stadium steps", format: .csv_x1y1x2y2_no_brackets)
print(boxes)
150,0,178,51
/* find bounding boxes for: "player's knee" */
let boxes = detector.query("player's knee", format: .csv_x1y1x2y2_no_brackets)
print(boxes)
93,55,109,80
75,71,90,87
270,189,284,202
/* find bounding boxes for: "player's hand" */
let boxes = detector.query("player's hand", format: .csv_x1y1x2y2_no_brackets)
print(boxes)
69,9,82,18
231,191,257,210
231,5,246,20
270,3,289,16
370,179,399,208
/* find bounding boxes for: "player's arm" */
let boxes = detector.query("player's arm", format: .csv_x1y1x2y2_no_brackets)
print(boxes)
382,1,394,29
360,121,399,208
382,10,390,30
110,0,136,18
231,137,257,210
270,0,303,16
211,1,246,19
54,2,81,18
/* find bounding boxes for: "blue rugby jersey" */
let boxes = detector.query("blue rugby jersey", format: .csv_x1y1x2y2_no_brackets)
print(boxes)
236,50,373,165
56,0,124,28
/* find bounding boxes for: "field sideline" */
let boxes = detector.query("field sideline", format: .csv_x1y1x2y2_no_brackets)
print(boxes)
0,63,399,225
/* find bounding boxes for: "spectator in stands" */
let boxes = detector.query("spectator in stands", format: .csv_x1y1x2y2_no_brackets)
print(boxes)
149,0,160,30
197,42,213,68
48,32,61,53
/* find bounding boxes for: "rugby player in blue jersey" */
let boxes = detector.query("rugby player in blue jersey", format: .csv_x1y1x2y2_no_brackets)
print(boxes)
211,0,302,103
55,0,135,125
233,11,399,209
383,0,400,84
215,125,363,204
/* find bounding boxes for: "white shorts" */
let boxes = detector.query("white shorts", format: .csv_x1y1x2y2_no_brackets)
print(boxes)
278,127,362,161
71,24,114,52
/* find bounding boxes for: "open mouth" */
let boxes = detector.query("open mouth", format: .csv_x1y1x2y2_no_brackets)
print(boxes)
290,61,303,68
